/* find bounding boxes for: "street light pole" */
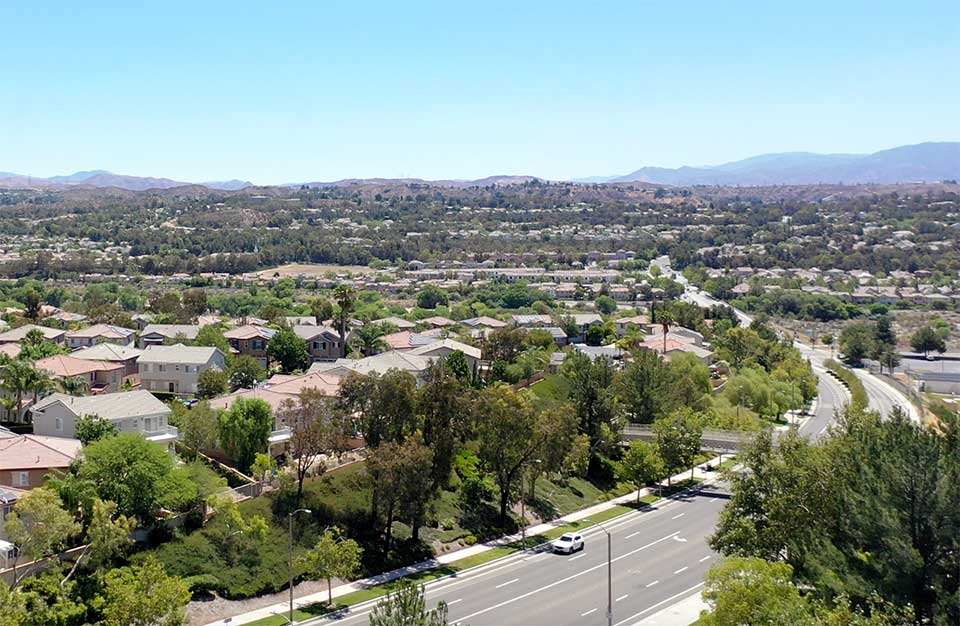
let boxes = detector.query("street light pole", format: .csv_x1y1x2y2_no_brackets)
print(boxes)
585,518,613,626
288,508,312,624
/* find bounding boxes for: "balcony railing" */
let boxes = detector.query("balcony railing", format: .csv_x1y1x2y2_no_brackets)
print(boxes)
143,425,180,440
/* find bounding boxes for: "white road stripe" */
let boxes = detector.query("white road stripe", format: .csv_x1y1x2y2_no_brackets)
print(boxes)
582,608,598,616
495,578,519,589
448,599,463,605
568,554,586,562
674,566,688,574
616,594,629,602
646,580,659,587
672,513,685,520
625,531,640,539
699,555,711,562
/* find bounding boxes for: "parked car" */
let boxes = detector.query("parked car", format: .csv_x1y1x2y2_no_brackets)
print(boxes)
553,532,584,554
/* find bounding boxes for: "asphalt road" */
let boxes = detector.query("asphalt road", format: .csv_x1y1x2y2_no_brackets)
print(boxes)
306,485,730,626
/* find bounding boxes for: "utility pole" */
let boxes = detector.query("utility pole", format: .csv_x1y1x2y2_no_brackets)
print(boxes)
288,508,312,624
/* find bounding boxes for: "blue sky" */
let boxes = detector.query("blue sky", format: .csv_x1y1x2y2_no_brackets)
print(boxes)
2,1,958,183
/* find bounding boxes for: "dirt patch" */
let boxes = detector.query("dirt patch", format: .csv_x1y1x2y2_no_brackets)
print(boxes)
187,578,344,626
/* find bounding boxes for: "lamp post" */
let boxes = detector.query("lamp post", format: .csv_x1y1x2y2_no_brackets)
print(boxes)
585,518,612,626
520,459,542,546
288,508,312,624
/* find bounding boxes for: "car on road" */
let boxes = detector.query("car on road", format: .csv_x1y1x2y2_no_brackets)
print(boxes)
553,532,584,554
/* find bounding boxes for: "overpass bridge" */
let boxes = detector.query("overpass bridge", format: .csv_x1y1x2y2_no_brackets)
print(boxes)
622,425,754,454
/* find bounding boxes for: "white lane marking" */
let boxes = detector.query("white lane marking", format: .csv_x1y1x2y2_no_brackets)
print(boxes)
614,582,705,626
674,566,688,574
699,555,711,562
495,578,519,589
568,554,586,562
582,608,598,616
616,594,629,602
448,598,463,605
625,531,640,539
672,513,685,520
646,580,659,587
673,536,687,543
709,498,718,503
455,532,680,623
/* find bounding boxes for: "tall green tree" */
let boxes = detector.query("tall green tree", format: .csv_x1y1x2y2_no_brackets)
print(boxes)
266,326,310,372
78,433,197,520
562,352,621,453
619,440,667,502
334,284,356,358
218,398,274,472
614,349,670,424
700,558,813,626
75,414,118,445
300,529,363,605
910,325,946,356
653,407,704,484
308,296,334,325
100,557,191,626
4,488,80,587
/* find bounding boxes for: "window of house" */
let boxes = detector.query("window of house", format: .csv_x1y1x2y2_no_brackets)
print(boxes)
158,364,165,373
55,417,63,432
16,472,29,487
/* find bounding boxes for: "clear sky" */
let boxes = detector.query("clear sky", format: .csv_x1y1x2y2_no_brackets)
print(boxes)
2,1,958,184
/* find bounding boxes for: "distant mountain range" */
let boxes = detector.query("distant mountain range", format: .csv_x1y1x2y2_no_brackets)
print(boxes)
0,170,255,191
1,142,956,192
579,142,960,186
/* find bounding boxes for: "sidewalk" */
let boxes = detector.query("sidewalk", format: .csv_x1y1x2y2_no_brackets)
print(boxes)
633,592,708,626
203,454,727,626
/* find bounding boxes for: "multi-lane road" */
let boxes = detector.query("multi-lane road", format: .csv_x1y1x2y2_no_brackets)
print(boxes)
307,485,730,626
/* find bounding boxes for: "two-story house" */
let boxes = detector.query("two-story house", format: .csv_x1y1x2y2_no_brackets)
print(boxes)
31,390,178,450
35,354,124,394
64,323,136,350
223,324,277,368
139,324,201,348
138,344,227,395
293,325,343,362
71,344,144,385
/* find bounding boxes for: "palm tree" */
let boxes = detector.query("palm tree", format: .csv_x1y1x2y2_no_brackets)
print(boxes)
60,376,89,396
333,284,356,358
657,308,675,356
28,369,55,408
1,358,36,422
351,323,389,357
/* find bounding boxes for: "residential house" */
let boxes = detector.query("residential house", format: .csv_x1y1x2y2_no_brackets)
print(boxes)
208,371,342,456
409,339,482,376
461,316,507,330
35,354,124,394
615,315,653,336
292,325,343,361
639,336,714,364
31,391,178,450
139,324,201,348
420,316,456,328
0,429,81,489
371,316,416,330
138,344,226,395
511,314,553,327
310,351,434,381
46,311,89,328
223,325,277,367
71,344,144,383
383,331,438,351
0,324,65,345
65,323,136,350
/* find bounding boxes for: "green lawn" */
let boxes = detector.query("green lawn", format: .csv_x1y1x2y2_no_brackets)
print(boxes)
525,373,572,408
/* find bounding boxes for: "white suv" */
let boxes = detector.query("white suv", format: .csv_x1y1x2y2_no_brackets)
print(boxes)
553,532,584,554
